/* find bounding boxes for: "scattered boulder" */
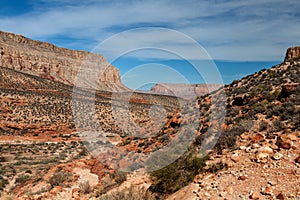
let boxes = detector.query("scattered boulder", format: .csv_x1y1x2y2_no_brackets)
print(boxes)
250,191,262,199
277,135,293,149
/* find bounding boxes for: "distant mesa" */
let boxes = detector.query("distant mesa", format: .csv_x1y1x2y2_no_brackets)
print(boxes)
0,30,129,92
149,83,223,99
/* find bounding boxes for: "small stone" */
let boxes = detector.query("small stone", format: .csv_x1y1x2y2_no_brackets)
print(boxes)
277,135,293,149
295,156,300,164
262,186,273,195
250,191,262,199
258,146,273,154
276,193,285,200
226,160,234,168
219,192,226,197
253,143,261,148
272,152,283,160
287,134,298,141
240,146,247,150
256,152,269,163
245,147,252,153
270,144,279,150
226,186,234,195
252,133,265,142
231,153,241,163
238,175,247,181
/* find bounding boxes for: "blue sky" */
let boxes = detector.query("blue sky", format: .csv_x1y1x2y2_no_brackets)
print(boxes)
0,0,299,89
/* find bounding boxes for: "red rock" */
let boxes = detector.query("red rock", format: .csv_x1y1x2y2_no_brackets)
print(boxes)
276,193,285,200
277,135,293,149
0,30,128,92
295,156,300,164
238,175,247,181
252,133,265,142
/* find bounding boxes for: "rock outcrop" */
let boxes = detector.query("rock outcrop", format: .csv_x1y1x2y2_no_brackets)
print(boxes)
0,30,129,92
149,83,223,99
285,46,300,61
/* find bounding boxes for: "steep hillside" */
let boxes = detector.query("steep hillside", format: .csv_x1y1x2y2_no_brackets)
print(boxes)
148,49,300,199
0,30,128,92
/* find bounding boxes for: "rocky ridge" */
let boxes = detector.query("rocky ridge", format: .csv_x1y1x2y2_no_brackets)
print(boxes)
0,30,128,92
285,46,300,61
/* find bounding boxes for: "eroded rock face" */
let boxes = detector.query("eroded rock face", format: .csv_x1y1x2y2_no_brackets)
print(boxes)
150,83,223,99
285,46,300,61
0,30,129,92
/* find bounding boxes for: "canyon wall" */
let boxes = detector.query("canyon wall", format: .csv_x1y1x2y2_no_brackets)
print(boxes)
0,30,129,92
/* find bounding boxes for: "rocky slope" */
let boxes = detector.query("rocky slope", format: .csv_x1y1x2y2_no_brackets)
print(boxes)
0,30,128,92
150,48,300,199
149,83,222,99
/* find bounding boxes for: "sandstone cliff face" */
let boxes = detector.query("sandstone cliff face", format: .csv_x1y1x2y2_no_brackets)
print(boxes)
0,30,129,92
285,46,300,61
150,83,223,99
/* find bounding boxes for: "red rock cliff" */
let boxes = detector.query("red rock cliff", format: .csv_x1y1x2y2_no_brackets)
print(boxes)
285,46,300,61
0,30,129,92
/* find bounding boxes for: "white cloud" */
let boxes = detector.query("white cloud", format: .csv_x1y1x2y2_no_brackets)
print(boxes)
0,0,299,61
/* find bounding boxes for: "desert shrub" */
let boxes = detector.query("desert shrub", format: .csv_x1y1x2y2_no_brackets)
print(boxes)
214,130,238,154
213,120,252,154
98,186,155,200
292,111,300,130
253,102,266,114
111,170,127,185
79,181,92,194
207,162,226,173
49,171,71,187
0,157,7,163
258,121,269,132
266,104,285,118
226,107,239,118
269,70,278,78
266,90,281,102
269,120,285,132
237,120,253,132
149,152,207,195
0,176,8,191
15,174,30,184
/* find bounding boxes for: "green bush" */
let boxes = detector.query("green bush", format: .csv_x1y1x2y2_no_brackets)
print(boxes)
149,152,207,195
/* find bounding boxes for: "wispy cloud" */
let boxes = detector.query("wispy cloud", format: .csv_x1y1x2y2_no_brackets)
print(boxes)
0,0,299,61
